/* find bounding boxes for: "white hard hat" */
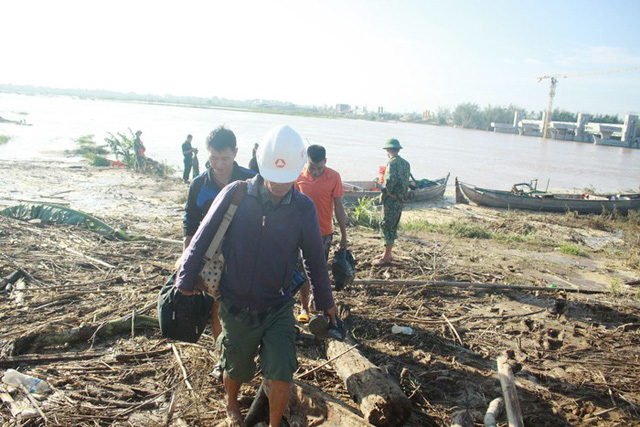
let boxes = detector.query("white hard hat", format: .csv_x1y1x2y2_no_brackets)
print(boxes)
257,125,307,183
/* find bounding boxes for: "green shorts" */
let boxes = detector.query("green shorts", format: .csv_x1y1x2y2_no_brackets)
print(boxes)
218,298,297,383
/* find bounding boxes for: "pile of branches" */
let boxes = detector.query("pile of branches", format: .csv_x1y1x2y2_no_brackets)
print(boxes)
2,215,640,425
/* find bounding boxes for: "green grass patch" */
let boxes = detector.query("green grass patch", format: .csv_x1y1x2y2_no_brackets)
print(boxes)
558,245,587,257
88,154,111,167
0,135,9,145
401,220,440,232
453,222,493,239
609,278,624,295
494,233,528,243
347,197,381,229
402,219,493,239
68,134,110,156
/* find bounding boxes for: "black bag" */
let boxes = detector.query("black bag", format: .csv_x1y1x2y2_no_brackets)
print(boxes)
331,249,355,291
158,272,214,343
290,269,308,295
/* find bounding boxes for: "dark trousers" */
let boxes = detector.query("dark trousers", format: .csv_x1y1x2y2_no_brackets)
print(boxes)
183,156,193,182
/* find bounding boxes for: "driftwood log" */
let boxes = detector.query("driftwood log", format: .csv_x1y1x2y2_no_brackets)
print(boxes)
245,380,372,426
483,397,504,427
325,305,411,426
497,353,524,427
10,315,159,355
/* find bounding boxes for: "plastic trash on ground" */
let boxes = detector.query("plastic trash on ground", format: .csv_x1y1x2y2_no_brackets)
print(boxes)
2,369,51,394
391,325,413,335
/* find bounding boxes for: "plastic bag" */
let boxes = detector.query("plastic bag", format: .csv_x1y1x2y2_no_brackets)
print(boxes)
331,249,355,291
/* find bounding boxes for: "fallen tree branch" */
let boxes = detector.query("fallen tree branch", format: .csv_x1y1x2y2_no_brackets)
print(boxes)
172,344,193,391
0,386,37,419
66,247,116,269
497,354,524,427
18,383,48,424
113,347,171,362
0,351,104,367
12,315,159,355
483,397,504,427
295,344,359,379
442,314,463,346
354,279,609,294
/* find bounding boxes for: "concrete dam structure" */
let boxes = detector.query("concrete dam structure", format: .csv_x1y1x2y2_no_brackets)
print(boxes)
492,112,639,149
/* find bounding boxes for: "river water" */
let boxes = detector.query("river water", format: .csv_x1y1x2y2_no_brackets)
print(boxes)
1,92,638,192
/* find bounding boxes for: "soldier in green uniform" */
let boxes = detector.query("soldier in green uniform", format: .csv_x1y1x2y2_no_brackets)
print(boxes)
375,138,411,266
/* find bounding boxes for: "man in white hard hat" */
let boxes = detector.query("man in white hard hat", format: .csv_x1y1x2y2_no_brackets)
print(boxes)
176,125,337,426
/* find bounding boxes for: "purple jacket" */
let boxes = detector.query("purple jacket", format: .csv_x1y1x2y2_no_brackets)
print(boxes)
176,175,335,313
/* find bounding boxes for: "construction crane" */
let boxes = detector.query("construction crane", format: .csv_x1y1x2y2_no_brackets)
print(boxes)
536,74,564,139
536,66,640,140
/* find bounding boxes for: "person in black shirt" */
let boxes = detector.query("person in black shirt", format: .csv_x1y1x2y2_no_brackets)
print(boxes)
182,126,256,382
181,134,194,183
248,142,260,173
183,127,256,249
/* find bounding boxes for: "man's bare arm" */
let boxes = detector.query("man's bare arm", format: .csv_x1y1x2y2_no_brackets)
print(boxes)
334,197,348,249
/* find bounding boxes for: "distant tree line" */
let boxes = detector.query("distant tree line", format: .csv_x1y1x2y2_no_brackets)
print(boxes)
0,84,626,128
544,110,622,124
434,102,624,130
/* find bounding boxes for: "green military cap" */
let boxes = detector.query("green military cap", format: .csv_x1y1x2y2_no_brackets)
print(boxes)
382,138,402,150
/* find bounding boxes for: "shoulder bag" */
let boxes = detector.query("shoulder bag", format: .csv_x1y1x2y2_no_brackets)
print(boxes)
158,182,247,343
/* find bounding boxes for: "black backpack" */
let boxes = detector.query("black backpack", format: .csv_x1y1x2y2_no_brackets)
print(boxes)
158,272,213,343
331,249,356,292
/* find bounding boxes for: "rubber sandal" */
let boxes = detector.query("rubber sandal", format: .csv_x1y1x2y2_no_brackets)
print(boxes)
211,362,223,383
296,313,310,323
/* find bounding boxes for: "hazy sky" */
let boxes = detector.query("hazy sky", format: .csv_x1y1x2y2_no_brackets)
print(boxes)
3,0,639,116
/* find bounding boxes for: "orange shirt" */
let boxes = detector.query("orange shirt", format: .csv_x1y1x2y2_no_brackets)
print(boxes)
295,166,344,236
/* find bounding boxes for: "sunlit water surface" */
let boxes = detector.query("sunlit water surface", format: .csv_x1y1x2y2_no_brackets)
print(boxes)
1,93,638,192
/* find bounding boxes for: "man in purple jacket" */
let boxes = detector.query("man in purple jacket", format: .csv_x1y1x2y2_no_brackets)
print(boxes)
176,124,337,426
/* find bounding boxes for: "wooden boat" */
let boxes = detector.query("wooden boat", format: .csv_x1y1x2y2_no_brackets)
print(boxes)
343,173,449,205
455,178,640,214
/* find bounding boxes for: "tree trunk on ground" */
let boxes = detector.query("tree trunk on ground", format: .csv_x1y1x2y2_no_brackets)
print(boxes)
10,315,158,355
325,305,411,426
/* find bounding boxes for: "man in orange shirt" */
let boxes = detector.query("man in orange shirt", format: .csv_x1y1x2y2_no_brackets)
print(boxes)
295,144,348,322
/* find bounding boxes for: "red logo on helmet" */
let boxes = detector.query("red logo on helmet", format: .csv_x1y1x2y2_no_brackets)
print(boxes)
275,159,286,168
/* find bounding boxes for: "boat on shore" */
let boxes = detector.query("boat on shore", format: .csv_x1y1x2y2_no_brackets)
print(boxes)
455,178,640,214
343,173,449,205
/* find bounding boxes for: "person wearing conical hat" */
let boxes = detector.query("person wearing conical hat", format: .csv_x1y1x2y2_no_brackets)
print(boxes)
375,138,411,266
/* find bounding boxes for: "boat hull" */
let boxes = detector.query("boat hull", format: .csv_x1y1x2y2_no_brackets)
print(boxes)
343,173,449,205
456,180,640,214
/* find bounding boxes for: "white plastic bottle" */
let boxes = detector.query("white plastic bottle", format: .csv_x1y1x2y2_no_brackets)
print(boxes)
2,369,51,394
391,325,413,335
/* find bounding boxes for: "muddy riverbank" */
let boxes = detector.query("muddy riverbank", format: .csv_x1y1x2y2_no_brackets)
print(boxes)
0,159,639,425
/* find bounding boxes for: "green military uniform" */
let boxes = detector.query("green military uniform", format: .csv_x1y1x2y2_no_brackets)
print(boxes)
381,153,411,245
